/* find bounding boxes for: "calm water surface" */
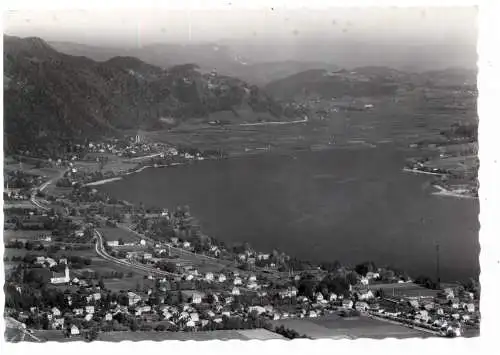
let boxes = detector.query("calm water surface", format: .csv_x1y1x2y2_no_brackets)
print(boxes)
100,146,479,281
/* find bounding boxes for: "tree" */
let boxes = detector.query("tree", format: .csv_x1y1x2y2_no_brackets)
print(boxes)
355,261,377,276
86,327,99,342
346,271,359,286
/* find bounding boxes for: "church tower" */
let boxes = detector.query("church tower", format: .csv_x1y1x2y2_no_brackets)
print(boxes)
64,265,70,282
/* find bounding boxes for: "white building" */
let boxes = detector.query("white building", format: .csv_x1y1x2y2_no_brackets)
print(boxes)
50,266,70,285
70,325,80,335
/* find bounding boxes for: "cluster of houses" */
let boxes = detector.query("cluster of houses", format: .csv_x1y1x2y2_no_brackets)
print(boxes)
364,286,479,337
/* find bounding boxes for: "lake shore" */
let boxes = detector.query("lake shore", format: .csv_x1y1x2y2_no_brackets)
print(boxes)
431,184,478,200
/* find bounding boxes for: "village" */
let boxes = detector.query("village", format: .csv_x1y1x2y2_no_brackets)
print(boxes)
4,135,480,342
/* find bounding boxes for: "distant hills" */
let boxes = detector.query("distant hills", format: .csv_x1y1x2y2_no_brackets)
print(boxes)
3,35,477,153
48,41,341,86
264,66,477,100
3,35,287,152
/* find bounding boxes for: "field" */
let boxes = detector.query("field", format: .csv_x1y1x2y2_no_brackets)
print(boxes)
3,229,51,243
98,227,140,243
363,282,440,299
98,329,285,342
272,314,433,339
76,154,139,175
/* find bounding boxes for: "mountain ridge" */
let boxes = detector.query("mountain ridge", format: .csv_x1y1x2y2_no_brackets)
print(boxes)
3,35,288,153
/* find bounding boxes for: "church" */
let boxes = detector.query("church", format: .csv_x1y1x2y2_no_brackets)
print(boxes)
50,265,70,285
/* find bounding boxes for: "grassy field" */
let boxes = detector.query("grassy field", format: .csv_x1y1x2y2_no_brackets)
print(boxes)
3,230,51,243
363,282,440,299
272,314,433,339
98,329,285,341
98,227,140,243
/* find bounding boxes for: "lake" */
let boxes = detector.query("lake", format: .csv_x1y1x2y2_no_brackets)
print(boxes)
100,145,479,281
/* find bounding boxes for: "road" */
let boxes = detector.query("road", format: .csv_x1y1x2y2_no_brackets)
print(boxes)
93,229,181,278
4,317,43,342
30,168,68,210
366,312,443,337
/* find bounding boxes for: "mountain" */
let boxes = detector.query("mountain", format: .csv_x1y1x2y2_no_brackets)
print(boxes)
49,41,339,85
4,35,287,152
264,67,402,100
264,65,477,100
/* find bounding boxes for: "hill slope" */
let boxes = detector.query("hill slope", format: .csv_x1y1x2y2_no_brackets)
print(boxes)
4,36,286,152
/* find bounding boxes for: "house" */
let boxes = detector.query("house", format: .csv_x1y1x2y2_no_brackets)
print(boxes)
360,277,369,286
355,302,369,312
233,277,242,285
143,253,152,260
366,272,380,280
465,303,475,313
52,318,64,329
409,300,420,308
297,296,309,303
329,293,338,302
105,313,113,321
257,253,270,261
444,288,455,300
214,318,223,324
315,292,326,303
222,311,231,317
190,313,199,322
50,266,70,284
232,287,240,296
73,308,84,316
264,305,274,314
309,310,318,318
85,305,95,314
247,282,258,290
84,314,93,321
416,310,430,322
437,308,444,316
423,302,435,311
107,240,119,247
139,305,152,313
451,298,460,309
191,292,203,304
70,325,80,336
248,275,257,282
128,292,142,306
205,272,214,282
92,293,101,301
342,299,354,309
358,290,374,301
183,241,191,249
52,307,61,316
249,306,266,315
238,254,246,261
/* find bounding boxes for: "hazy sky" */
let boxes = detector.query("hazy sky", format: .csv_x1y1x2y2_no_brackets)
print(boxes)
4,7,477,47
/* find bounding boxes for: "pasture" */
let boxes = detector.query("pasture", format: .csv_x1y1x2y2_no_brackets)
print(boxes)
272,314,433,339
98,329,285,341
